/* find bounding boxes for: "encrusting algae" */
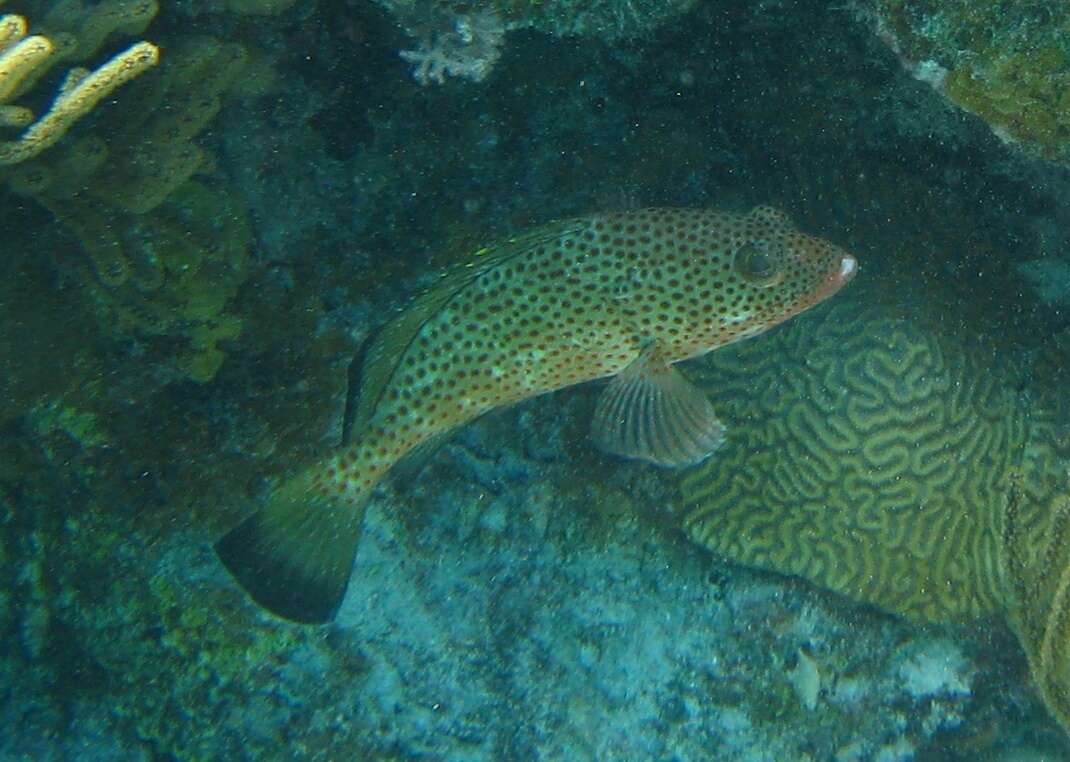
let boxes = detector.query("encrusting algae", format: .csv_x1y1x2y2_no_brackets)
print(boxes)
216,206,858,623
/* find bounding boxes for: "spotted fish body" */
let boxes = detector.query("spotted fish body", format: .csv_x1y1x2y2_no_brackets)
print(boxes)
217,206,857,622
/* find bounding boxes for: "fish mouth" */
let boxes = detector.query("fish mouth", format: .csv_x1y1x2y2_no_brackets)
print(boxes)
815,252,858,301
838,254,858,285
804,251,860,308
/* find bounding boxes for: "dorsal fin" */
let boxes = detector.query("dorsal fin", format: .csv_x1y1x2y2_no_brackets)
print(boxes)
341,333,375,446
352,217,587,435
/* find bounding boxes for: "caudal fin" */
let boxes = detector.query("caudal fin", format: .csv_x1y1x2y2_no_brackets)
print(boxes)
215,473,368,624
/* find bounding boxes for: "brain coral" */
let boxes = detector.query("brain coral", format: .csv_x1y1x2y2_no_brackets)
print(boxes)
679,293,1029,622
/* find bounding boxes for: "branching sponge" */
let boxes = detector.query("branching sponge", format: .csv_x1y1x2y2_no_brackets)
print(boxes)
0,12,158,165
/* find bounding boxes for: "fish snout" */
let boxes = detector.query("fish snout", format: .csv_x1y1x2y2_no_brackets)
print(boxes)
837,253,858,286
810,248,858,303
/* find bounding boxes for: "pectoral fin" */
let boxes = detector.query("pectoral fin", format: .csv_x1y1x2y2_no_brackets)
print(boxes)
592,345,726,468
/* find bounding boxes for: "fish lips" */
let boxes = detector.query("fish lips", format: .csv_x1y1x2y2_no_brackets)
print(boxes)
839,253,859,284
785,252,857,319
814,252,858,302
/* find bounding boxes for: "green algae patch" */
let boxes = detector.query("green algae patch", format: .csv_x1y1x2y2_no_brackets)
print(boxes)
944,46,1070,160
864,0,1070,165
27,402,109,449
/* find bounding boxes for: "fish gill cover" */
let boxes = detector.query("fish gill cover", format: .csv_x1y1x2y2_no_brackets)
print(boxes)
3,0,1070,759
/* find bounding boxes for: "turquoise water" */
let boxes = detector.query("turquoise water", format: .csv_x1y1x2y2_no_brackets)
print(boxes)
2,0,1070,759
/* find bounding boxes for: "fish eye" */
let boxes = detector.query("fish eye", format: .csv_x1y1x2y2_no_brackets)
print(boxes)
734,242,781,286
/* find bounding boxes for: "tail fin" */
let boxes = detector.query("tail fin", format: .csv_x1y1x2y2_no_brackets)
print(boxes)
215,471,368,624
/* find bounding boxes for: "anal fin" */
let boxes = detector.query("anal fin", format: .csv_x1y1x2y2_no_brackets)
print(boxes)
387,431,450,487
592,344,725,468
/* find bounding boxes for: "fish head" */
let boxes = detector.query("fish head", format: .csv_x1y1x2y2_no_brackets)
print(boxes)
770,229,858,314
708,207,857,337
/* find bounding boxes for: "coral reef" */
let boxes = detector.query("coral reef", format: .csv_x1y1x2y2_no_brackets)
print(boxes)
0,392,1043,759
490,0,698,39
679,283,1070,737
379,0,697,41
858,0,1070,166
2,0,1070,756
381,0,698,84
399,6,505,84
999,348,1070,737
680,287,1027,621
1002,489,1070,734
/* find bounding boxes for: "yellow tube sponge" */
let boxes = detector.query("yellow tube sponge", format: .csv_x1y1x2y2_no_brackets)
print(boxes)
0,0,159,103
0,13,27,51
86,37,248,215
0,38,159,165
0,15,52,130
0,104,30,127
0,19,53,103
77,0,158,59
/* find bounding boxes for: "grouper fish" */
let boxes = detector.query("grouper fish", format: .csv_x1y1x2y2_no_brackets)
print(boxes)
216,206,858,623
